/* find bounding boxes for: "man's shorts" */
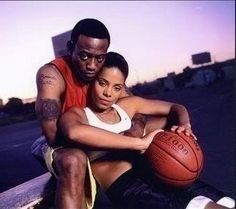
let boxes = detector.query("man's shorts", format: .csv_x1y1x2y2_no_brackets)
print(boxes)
32,136,97,209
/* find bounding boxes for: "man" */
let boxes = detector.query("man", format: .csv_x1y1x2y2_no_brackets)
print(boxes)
32,18,147,209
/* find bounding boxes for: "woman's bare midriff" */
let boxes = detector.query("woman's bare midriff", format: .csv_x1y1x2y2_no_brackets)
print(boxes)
91,160,132,190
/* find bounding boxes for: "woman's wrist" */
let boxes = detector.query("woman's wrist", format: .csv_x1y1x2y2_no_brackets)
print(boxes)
185,122,191,128
180,120,191,128
131,137,146,151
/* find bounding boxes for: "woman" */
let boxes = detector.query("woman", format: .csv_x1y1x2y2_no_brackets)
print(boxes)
59,52,235,209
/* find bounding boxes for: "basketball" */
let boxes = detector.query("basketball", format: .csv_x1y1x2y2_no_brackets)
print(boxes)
145,130,204,187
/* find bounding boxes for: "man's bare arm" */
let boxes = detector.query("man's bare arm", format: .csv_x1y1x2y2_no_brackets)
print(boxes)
35,65,64,146
35,98,61,146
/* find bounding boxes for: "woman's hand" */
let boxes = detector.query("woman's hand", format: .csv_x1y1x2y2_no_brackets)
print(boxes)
170,124,197,140
140,129,163,154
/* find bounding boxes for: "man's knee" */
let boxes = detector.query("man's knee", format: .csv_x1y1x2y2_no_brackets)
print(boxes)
53,149,87,178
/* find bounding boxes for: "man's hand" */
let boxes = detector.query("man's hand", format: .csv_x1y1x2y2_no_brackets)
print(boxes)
124,121,145,137
124,113,147,137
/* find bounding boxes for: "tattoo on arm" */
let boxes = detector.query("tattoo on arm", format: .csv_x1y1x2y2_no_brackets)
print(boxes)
37,99,61,121
37,73,57,88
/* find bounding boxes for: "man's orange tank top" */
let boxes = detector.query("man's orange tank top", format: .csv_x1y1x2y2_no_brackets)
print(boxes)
50,56,88,113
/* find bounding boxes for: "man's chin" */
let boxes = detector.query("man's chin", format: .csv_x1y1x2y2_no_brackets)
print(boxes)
80,75,96,84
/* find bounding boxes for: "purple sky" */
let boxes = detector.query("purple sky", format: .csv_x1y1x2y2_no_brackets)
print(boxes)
0,1,235,103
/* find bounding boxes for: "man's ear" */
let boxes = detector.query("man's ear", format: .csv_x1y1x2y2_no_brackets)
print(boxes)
67,40,74,54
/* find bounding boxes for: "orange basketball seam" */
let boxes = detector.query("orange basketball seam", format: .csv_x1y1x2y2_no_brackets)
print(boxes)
154,142,199,173
146,131,204,187
178,133,203,179
149,148,197,182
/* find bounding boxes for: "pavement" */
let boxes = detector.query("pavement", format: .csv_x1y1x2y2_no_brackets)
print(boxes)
147,79,235,198
0,79,235,206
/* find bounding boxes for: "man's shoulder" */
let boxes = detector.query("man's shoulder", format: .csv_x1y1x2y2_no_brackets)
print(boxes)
50,55,70,65
36,59,66,88
37,63,59,76
37,55,70,75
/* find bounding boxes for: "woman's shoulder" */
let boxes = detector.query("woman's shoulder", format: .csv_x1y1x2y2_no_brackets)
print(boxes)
117,95,141,104
116,96,141,113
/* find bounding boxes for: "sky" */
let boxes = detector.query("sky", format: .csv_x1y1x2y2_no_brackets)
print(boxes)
0,1,235,104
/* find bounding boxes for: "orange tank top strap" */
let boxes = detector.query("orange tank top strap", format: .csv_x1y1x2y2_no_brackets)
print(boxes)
50,56,88,113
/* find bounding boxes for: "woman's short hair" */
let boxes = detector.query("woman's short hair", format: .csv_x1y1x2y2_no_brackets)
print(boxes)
102,52,129,80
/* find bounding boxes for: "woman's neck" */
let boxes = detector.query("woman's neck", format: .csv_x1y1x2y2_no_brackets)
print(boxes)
89,102,112,114
89,105,120,124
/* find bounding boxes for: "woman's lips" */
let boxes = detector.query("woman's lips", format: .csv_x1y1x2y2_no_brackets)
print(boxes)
98,98,111,105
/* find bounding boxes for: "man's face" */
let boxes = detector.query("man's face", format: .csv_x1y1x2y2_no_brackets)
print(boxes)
71,34,109,83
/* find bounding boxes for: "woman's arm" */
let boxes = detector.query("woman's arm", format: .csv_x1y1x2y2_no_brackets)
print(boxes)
118,96,196,139
118,96,188,119
58,107,155,152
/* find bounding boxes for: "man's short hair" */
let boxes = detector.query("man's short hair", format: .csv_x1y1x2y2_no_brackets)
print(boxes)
67,18,110,53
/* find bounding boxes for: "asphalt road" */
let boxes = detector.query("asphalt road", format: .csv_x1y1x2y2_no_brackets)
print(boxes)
0,120,47,192
147,79,235,198
0,79,235,198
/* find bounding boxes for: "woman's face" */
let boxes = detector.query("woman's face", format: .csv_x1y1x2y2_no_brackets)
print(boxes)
91,66,125,111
